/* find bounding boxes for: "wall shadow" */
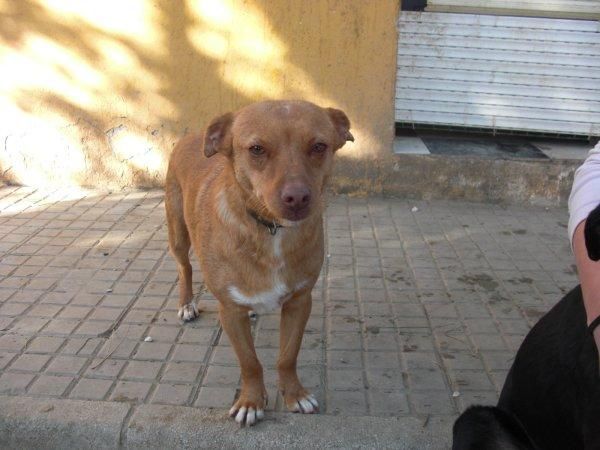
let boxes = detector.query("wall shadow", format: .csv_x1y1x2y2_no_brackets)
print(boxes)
0,0,397,188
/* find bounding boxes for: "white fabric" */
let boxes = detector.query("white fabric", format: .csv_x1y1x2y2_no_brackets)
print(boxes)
568,141,600,248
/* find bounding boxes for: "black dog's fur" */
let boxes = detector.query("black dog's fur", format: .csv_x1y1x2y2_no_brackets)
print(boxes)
453,204,600,450
585,204,600,262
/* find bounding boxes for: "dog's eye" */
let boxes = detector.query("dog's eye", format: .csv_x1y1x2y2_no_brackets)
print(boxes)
312,143,328,154
249,145,265,156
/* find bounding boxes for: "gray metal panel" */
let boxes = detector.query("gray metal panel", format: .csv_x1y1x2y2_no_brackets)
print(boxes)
395,12,600,136
426,0,600,19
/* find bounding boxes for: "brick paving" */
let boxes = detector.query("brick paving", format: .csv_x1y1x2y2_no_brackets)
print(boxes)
0,185,578,420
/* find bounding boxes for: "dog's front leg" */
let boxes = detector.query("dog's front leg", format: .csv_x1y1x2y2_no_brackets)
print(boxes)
219,303,266,426
278,291,319,413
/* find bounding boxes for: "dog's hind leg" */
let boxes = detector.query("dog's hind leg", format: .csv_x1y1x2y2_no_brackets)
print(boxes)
165,175,198,321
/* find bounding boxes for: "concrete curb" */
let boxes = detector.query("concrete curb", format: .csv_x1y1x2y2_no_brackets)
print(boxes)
0,396,130,449
0,396,454,449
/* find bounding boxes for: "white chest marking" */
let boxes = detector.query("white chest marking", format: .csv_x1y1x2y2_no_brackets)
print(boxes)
228,230,307,311
217,190,236,227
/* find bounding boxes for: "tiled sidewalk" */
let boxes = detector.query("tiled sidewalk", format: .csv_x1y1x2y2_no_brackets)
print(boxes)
0,186,578,420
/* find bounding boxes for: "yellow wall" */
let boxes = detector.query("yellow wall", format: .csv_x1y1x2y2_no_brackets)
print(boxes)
0,0,398,188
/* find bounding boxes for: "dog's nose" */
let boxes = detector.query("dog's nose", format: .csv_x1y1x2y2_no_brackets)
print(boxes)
281,183,311,211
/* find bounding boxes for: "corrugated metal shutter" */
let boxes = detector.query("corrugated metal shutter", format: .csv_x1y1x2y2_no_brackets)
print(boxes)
427,0,600,20
395,12,600,136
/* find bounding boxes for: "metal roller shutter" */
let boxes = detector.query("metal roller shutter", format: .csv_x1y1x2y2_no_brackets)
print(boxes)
395,12,600,136
426,0,600,20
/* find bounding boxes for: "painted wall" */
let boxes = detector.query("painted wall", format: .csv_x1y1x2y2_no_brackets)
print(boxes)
0,0,398,188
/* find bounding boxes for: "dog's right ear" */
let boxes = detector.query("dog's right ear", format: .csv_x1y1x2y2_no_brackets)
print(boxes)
204,112,234,158
584,202,600,261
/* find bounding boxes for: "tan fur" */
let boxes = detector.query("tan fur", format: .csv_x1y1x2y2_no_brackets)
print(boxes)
165,100,353,425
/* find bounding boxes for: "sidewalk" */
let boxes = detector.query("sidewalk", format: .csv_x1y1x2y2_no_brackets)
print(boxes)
0,186,578,448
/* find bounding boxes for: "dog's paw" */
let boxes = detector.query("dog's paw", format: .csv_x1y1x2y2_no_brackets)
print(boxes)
228,391,267,426
287,393,319,414
229,404,265,426
177,302,199,321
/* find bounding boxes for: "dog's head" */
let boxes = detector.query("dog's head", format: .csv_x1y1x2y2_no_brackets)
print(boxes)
203,100,353,223
585,202,600,261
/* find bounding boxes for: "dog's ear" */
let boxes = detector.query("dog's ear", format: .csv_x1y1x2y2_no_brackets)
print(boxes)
326,108,354,149
204,112,234,158
584,203,600,261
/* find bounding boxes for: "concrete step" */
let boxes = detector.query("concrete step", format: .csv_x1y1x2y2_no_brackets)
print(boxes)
331,133,591,206
0,396,454,449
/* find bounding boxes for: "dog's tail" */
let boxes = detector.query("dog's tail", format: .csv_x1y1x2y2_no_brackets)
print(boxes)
452,406,536,450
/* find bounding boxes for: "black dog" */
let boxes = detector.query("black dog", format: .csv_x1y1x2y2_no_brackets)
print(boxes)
585,203,600,262
453,203,600,450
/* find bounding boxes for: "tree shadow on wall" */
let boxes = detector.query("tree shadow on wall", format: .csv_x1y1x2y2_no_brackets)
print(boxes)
1,0,391,188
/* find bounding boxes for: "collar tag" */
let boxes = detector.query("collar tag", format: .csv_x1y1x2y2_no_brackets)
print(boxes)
248,210,284,236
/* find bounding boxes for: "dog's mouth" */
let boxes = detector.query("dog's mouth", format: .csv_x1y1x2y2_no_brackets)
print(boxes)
281,205,311,222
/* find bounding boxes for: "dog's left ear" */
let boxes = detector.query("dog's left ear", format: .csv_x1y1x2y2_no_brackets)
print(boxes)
204,112,234,158
326,108,354,149
584,202,600,261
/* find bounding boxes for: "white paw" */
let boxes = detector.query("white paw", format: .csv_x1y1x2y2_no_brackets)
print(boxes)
290,394,319,414
177,302,199,321
229,405,265,426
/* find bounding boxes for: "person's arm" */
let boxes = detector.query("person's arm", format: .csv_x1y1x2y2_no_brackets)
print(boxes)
568,144,600,352
572,220,600,350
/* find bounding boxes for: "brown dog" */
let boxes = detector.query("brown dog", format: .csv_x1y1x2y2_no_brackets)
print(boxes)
165,100,353,425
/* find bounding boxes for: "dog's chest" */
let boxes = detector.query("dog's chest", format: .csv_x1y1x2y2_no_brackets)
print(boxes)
227,232,306,311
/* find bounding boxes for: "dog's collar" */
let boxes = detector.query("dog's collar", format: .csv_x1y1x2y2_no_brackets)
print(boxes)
248,210,284,236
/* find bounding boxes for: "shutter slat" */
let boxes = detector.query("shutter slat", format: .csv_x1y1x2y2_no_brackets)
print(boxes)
396,12,600,135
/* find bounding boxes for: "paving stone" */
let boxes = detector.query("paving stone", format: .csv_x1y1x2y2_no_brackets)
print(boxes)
202,365,239,386
407,368,448,391
110,380,152,403
449,369,495,391
171,344,208,362
195,386,235,408
368,390,410,415
0,334,29,351
69,377,114,400
122,361,163,381
28,375,73,396
403,352,441,370
146,325,180,342
27,304,63,318
327,350,363,368
0,372,35,394
365,350,401,369
88,307,123,321
86,359,126,378
9,317,49,334
481,351,515,371
327,332,362,350
8,354,52,372
46,356,88,375
151,383,193,406
0,303,29,316
162,362,203,383
328,368,365,390
210,346,238,365
410,390,457,415
440,351,485,371
42,319,80,335
0,352,17,370
469,333,509,351
74,320,113,336
133,342,172,361
327,390,368,415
